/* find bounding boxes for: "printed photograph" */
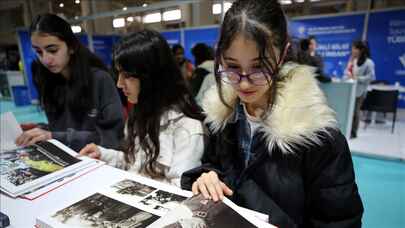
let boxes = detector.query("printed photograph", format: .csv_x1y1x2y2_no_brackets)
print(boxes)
112,179,156,197
158,195,256,228
0,144,75,187
52,193,159,227
140,190,187,213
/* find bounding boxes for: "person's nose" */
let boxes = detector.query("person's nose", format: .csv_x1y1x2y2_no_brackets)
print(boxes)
238,75,252,90
116,74,124,89
41,52,53,66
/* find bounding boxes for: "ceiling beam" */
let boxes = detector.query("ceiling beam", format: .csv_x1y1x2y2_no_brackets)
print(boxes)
69,0,202,23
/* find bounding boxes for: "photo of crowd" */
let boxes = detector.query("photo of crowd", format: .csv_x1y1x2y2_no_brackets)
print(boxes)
140,190,187,213
0,145,65,186
52,193,159,227
112,179,156,197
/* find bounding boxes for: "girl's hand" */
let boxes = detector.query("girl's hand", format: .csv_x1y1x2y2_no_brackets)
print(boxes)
15,128,52,146
79,143,101,159
191,171,233,202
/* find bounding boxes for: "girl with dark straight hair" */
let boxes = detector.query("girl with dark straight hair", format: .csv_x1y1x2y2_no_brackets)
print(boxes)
80,29,205,186
16,13,124,151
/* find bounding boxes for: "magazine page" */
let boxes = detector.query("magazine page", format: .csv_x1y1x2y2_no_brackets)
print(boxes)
100,178,191,217
0,112,23,152
38,192,161,228
36,174,192,228
149,194,266,228
21,162,104,200
36,173,276,228
0,139,97,197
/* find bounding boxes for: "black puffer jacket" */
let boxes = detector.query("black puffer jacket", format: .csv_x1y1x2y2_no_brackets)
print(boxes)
181,63,363,228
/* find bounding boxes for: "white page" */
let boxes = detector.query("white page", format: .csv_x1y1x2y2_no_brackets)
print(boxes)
0,112,23,152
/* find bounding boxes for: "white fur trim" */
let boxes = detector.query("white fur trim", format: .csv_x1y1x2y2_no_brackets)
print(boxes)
202,62,337,154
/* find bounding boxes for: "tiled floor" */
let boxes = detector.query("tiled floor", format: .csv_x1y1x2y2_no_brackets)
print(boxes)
349,110,405,160
1,100,405,228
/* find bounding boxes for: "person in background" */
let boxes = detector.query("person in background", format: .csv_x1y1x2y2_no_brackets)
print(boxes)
297,35,331,82
344,40,375,138
16,13,124,151
172,44,194,82
190,43,215,106
181,0,363,227
80,30,205,187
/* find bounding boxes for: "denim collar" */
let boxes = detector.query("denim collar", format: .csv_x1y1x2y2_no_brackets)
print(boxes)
229,102,246,124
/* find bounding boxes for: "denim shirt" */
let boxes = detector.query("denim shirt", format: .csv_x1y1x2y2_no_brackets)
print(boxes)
231,103,254,168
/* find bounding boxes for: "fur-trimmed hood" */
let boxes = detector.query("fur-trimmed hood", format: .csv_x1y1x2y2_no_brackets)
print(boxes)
202,62,337,154
198,60,215,73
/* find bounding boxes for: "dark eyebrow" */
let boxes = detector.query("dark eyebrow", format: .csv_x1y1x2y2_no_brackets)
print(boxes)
45,44,58,49
223,56,262,62
32,44,58,50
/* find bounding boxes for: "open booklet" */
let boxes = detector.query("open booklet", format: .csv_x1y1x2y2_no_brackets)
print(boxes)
0,112,101,198
36,174,276,228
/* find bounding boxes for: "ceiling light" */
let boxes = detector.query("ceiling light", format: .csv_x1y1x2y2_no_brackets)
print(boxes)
163,9,181,21
59,3,64,8
212,2,232,15
280,0,292,4
295,0,305,2
142,3,148,7
143,12,161,23
113,18,125,28
71,25,81,33
75,0,80,4
123,6,127,11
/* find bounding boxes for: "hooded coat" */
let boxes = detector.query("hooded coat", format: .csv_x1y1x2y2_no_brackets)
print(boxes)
181,63,363,228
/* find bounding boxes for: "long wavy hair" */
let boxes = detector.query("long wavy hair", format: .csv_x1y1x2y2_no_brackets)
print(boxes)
214,0,296,113
29,13,108,119
113,29,203,178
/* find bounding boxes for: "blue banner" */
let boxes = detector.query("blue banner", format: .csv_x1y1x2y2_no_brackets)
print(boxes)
367,9,405,107
183,27,219,64
93,35,120,68
289,14,365,78
17,30,38,101
77,34,89,47
161,30,182,48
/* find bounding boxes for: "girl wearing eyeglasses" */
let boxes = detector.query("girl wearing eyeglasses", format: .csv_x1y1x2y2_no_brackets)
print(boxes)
181,0,363,227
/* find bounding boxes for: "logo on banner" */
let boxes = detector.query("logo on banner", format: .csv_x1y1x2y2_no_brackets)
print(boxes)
400,53,405,68
298,26,306,35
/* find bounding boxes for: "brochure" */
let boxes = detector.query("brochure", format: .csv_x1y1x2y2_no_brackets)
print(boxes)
0,140,99,197
36,174,276,227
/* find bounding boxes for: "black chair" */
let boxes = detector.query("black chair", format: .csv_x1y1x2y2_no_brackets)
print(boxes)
370,80,389,85
361,89,399,133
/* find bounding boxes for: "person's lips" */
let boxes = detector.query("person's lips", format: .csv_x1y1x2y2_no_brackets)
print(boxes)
239,90,256,96
47,65,57,71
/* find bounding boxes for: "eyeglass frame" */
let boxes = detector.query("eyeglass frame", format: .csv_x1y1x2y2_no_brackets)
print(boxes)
216,42,291,86
217,68,273,85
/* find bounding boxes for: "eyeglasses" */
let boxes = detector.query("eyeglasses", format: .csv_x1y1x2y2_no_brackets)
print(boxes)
218,42,291,86
218,68,272,86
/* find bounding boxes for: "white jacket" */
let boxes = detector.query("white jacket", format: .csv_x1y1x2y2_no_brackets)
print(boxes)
98,110,205,187
195,60,216,106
